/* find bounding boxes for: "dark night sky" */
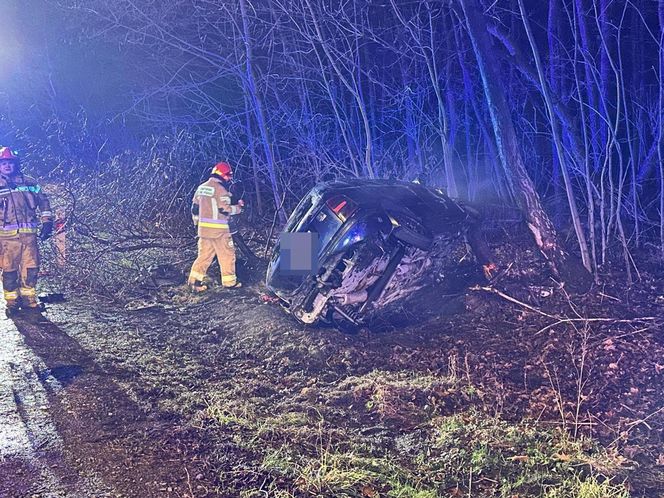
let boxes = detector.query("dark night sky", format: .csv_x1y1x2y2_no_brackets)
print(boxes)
0,0,136,137
1,0,659,137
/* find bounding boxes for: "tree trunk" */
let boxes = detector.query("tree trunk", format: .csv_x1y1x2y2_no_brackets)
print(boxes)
239,0,285,223
458,0,590,289
401,63,423,177
453,20,514,203
517,0,592,273
304,0,375,178
659,0,664,256
390,0,457,194
548,0,563,223
242,93,263,217
426,4,458,196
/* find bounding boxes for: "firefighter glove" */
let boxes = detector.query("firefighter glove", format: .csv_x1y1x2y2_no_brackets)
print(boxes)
39,221,54,241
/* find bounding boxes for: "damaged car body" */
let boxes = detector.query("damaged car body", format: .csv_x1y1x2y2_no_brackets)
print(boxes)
265,179,492,328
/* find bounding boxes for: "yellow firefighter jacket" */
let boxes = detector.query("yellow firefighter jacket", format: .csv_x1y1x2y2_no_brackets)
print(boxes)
0,174,53,238
192,177,242,238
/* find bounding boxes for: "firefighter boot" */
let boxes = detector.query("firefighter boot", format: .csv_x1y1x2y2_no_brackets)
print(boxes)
21,288,41,310
5,299,20,316
189,280,209,293
3,272,21,316
21,268,42,310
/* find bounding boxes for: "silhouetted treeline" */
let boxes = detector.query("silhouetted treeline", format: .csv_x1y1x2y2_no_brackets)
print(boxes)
1,0,662,280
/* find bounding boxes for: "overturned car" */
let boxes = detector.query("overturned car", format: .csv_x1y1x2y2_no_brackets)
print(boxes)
265,179,492,328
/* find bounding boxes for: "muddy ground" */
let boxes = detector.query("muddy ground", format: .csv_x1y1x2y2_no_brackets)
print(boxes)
0,236,663,497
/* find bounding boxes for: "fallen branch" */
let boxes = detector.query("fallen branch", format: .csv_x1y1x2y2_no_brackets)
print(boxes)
470,285,556,318
624,405,664,431
470,286,658,334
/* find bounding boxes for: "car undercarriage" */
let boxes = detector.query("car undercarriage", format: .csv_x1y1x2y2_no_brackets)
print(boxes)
266,179,491,329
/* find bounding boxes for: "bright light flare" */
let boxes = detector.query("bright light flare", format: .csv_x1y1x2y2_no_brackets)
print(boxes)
0,5,22,80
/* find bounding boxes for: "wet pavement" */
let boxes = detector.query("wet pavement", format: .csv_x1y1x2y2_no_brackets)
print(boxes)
0,305,208,498
0,311,104,497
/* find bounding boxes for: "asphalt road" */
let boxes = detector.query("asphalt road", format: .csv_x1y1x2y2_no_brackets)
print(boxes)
0,305,203,498
0,311,100,497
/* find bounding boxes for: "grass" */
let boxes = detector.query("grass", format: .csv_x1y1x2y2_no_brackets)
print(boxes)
544,475,630,498
262,447,440,497
428,410,630,496
199,370,631,497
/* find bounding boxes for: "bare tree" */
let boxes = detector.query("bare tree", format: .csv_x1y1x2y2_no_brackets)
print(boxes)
516,0,591,273
8,0,659,279
457,0,590,287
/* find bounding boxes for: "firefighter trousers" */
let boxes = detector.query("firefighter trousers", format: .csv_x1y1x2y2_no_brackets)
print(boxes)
188,232,238,287
1,234,40,303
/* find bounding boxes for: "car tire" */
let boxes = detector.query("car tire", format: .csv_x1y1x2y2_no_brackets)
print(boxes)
392,224,432,250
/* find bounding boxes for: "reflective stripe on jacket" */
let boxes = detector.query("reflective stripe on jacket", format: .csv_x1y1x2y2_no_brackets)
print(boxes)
0,175,52,238
192,178,242,238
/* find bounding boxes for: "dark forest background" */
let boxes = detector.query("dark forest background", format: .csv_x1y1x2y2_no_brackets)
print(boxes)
0,0,662,286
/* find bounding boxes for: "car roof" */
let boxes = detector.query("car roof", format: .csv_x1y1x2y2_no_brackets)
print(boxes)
313,179,469,225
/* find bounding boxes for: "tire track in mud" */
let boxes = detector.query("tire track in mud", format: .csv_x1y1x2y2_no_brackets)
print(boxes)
1,311,214,497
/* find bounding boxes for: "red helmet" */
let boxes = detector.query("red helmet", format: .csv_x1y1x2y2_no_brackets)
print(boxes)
211,161,232,179
0,147,19,162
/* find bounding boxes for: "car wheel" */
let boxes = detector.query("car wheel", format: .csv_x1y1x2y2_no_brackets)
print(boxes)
392,219,432,250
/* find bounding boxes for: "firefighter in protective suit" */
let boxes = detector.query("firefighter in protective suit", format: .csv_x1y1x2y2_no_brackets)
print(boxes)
0,147,53,314
188,161,244,292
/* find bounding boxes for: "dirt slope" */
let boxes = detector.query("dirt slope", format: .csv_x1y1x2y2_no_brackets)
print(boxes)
1,244,662,497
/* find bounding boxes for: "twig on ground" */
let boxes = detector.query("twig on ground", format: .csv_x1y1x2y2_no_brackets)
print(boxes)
470,285,557,319
589,325,658,347
624,405,664,431
471,286,658,334
599,292,621,302
184,466,195,498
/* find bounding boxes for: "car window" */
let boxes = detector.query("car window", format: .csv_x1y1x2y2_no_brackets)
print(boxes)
284,191,317,233
325,195,358,222
308,207,342,252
